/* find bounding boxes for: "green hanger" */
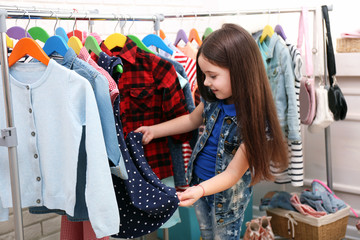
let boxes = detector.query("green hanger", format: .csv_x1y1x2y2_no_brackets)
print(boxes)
85,35,123,73
202,27,213,41
127,34,155,54
28,26,50,43
84,35,102,56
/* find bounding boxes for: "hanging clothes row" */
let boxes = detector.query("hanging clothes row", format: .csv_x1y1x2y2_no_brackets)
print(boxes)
0,12,192,240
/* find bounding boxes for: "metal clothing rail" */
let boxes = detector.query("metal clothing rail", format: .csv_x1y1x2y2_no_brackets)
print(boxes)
162,6,332,19
0,5,165,22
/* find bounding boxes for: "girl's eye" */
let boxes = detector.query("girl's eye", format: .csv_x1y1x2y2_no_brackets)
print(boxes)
210,75,217,79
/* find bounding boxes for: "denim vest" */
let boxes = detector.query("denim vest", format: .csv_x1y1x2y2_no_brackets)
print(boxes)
257,33,301,141
187,100,253,226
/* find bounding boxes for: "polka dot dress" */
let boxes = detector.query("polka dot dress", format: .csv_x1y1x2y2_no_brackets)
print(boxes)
111,96,179,239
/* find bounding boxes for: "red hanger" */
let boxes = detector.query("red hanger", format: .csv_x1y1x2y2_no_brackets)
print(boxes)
8,38,50,67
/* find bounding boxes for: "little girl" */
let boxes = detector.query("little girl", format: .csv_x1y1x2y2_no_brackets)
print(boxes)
135,23,288,240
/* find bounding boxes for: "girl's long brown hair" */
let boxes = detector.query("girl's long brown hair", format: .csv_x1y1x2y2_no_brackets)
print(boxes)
197,23,288,184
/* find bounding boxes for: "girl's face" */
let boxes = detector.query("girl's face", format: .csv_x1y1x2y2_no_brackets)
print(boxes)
198,54,233,104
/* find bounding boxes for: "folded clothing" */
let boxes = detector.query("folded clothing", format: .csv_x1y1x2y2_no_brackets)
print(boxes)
290,193,326,218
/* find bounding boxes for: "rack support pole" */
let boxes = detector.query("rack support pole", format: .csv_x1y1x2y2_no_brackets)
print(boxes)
0,9,24,240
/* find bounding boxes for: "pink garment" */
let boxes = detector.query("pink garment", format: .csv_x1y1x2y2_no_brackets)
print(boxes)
341,30,360,38
290,194,327,218
78,47,119,104
82,32,103,45
60,216,110,240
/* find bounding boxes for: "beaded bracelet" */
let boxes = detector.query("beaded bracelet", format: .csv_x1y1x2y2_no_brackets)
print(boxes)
197,184,205,198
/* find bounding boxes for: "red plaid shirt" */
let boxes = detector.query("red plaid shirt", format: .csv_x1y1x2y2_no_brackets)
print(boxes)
95,39,191,179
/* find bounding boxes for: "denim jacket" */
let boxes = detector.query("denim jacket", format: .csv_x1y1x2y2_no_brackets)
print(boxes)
257,33,301,141
187,100,253,226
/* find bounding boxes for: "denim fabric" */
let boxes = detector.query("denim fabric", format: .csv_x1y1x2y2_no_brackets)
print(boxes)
191,175,249,240
187,99,253,226
257,33,301,141
259,191,296,211
54,48,126,176
300,180,347,214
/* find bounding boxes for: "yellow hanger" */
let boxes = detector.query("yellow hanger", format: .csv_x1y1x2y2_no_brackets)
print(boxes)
6,34,13,48
260,25,274,43
103,33,127,50
67,36,83,55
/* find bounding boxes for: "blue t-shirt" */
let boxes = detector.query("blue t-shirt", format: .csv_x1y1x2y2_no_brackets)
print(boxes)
194,101,236,180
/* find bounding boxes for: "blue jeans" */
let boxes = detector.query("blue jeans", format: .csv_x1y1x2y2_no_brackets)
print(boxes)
191,175,243,240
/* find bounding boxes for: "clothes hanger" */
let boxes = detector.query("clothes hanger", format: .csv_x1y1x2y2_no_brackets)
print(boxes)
84,35,102,56
127,35,155,54
123,16,155,54
103,16,127,73
43,11,69,57
274,25,287,41
6,34,14,48
51,12,69,42
202,27,213,41
28,26,50,43
56,27,69,42
174,29,188,46
8,37,50,67
142,34,173,55
66,12,83,42
188,28,202,46
43,35,69,57
67,36,83,55
6,10,32,40
159,29,166,40
259,25,274,43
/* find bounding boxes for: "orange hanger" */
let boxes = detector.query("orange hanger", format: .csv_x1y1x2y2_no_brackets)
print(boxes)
188,28,202,46
8,37,50,67
159,29,166,40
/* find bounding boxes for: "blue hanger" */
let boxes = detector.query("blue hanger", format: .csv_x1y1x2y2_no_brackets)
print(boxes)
274,25,287,41
174,29,188,46
142,34,173,55
7,26,32,40
55,27,69,42
43,35,69,57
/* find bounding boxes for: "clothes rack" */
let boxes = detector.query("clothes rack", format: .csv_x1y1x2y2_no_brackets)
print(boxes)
0,5,333,240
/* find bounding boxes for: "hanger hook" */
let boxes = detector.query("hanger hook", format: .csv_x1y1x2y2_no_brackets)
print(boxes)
267,9,271,24
72,9,78,36
24,10,31,38
87,12,93,34
277,8,280,24
121,15,127,35
114,14,120,33
52,11,59,35
128,15,135,35
208,11,211,26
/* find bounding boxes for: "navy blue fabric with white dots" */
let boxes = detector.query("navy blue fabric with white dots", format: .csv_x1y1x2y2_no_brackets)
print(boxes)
111,97,179,238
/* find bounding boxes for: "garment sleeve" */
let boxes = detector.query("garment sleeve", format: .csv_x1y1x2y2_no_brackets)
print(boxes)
155,58,192,143
281,47,301,141
70,72,120,238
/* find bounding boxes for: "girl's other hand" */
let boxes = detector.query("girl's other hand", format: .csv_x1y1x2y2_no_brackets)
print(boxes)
134,126,154,145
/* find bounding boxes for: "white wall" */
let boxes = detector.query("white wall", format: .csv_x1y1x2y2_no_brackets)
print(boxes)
1,0,360,239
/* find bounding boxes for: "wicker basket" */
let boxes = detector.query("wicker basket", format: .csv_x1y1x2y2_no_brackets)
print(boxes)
266,206,350,240
337,38,360,53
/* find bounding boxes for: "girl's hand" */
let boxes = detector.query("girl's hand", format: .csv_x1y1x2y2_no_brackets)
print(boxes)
177,185,204,207
134,126,154,145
